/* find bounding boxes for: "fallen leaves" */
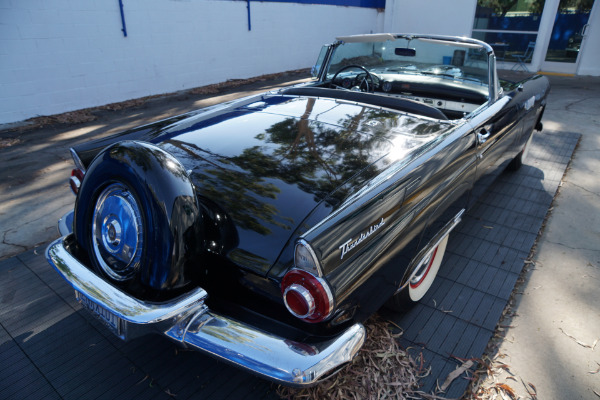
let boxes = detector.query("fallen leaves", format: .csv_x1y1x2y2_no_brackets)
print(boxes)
521,378,537,399
471,380,522,400
189,69,309,96
440,360,474,392
276,316,423,400
137,374,149,385
101,98,148,111
30,110,98,128
0,137,21,149
559,328,599,350
496,383,516,398
463,353,538,400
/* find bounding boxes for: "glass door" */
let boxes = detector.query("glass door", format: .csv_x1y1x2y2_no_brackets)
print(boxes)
542,0,597,74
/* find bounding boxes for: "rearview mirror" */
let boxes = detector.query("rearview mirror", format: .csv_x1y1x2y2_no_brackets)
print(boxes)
395,48,416,57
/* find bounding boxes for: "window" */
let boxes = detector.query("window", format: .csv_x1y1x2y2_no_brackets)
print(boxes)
472,0,546,61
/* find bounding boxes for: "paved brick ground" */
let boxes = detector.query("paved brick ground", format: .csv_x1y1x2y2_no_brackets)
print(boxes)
0,130,578,399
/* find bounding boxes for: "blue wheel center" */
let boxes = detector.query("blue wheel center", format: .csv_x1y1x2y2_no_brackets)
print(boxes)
92,183,143,281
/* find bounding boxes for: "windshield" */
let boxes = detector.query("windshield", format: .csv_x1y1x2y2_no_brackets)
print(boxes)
326,37,490,88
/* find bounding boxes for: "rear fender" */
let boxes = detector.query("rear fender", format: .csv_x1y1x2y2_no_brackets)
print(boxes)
74,141,203,297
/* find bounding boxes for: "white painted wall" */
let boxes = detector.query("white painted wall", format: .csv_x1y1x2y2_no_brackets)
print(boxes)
0,0,383,125
383,0,477,37
2,0,598,125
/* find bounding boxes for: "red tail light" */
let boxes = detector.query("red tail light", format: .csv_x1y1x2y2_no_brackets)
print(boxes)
281,269,334,323
70,168,85,194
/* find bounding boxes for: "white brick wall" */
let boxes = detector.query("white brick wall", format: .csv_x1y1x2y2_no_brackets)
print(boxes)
0,0,384,124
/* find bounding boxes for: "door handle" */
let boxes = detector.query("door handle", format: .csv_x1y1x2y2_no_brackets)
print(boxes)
477,129,490,144
581,24,589,36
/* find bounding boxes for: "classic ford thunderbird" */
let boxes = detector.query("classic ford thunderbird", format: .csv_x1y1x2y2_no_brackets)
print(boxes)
47,34,548,386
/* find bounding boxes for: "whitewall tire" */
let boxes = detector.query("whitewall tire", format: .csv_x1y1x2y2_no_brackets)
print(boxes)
408,235,448,301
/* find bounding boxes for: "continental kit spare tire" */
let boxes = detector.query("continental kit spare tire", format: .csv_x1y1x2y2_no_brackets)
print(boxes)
74,141,203,298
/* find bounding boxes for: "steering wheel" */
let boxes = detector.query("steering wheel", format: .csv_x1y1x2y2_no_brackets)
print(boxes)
330,65,375,93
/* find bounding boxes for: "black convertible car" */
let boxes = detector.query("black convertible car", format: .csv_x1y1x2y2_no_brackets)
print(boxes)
47,34,548,386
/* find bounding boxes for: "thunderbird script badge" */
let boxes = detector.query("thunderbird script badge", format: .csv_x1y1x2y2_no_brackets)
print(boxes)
339,218,385,260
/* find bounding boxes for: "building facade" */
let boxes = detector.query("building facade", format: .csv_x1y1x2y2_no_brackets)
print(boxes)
384,0,599,76
0,0,598,125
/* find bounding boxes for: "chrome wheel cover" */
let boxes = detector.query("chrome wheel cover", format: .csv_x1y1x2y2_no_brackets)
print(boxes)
92,183,143,281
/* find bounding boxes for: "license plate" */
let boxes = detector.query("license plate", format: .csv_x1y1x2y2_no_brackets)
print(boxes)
75,291,123,337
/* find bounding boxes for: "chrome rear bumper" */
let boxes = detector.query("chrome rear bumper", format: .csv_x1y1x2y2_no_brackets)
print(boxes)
46,237,365,387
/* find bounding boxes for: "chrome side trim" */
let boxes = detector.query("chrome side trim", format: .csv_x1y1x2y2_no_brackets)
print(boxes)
46,238,207,324
397,208,465,293
70,147,86,173
295,238,324,277
46,237,366,387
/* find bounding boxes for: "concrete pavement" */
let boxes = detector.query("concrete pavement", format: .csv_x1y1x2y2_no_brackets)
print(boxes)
477,75,600,399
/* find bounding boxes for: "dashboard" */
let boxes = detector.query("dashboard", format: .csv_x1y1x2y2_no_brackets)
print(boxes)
331,71,485,117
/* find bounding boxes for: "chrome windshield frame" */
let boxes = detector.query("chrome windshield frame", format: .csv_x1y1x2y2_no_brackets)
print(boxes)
323,33,496,103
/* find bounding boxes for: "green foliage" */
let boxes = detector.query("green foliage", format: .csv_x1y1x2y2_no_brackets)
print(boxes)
477,0,592,16
477,0,520,17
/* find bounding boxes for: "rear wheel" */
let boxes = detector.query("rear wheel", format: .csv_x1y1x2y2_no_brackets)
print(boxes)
74,141,202,299
385,235,449,312
507,132,534,171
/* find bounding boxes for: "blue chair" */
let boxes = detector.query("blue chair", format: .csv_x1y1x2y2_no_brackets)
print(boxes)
512,42,536,72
